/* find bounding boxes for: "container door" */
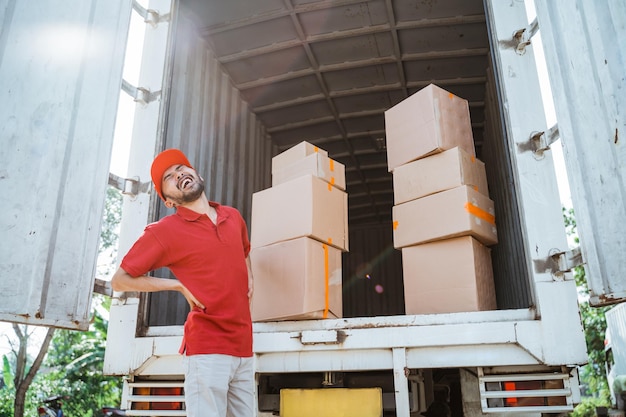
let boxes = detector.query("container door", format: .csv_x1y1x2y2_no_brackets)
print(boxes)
533,1,626,306
0,0,132,329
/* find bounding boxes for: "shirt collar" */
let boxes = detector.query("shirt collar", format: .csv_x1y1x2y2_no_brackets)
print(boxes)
175,201,225,222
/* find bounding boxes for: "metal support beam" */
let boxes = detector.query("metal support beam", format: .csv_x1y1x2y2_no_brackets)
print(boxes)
393,347,410,417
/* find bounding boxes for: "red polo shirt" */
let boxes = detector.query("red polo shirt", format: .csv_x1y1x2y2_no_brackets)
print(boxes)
120,202,252,357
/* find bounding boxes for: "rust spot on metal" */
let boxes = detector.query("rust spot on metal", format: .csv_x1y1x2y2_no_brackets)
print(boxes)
35,311,43,319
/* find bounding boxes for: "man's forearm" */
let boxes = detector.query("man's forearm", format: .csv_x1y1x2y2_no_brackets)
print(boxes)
111,267,182,293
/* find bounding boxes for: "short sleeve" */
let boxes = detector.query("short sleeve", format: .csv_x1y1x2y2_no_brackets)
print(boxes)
120,228,169,277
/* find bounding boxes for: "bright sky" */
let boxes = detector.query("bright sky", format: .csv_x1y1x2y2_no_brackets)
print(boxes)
109,6,146,177
524,0,573,209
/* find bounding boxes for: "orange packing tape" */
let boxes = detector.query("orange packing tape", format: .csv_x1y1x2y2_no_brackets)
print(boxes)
327,237,333,245
330,177,335,185
471,155,476,163
464,202,495,225
448,92,454,99
323,244,329,319
329,159,335,171
327,183,332,191
314,146,319,153
393,220,399,230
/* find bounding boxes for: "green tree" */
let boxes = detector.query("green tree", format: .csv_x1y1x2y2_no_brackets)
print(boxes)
565,207,612,417
34,296,121,417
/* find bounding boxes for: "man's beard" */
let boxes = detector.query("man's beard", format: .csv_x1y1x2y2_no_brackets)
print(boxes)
168,177,205,205
179,180,205,203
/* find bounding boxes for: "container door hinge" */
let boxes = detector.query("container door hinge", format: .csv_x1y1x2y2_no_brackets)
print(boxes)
108,172,151,197
513,18,539,55
121,79,161,105
93,278,112,297
553,246,584,277
93,278,140,300
532,124,560,157
518,124,560,158
534,247,584,280
132,0,170,27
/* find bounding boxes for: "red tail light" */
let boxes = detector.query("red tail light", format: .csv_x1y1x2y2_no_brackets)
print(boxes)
131,386,184,411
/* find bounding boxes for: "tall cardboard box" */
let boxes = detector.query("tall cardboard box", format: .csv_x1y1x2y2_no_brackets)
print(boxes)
392,185,497,248
272,152,346,191
402,236,496,314
393,147,489,205
384,84,475,172
272,141,328,173
251,175,349,251
250,237,342,322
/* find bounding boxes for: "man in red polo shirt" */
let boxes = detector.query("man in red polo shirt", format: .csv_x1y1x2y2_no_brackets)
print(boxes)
111,149,254,417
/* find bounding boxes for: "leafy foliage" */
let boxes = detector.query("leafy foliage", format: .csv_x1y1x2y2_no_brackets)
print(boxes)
0,356,15,417
100,187,123,252
34,296,122,417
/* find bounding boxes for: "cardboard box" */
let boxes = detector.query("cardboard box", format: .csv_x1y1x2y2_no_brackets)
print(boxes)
392,185,497,248
273,152,346,191
402,236,496,314
272,141,328,173
384,84,475,172
251,175,349,251
250,237,342,322
393,147,489,205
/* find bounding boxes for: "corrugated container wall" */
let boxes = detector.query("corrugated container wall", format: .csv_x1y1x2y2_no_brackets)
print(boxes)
342,224,404,318
144,8,274,328
139,4,536,328
481,59,532,310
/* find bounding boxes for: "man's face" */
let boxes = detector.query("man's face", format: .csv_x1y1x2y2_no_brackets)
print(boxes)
161,164,205,206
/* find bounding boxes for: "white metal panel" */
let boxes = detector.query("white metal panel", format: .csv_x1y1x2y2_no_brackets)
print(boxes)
606,302,626,377
483,0,587,364
0,0,132,329
533,0,626,305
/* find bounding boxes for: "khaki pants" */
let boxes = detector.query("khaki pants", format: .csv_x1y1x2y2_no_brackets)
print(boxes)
183,354,254,417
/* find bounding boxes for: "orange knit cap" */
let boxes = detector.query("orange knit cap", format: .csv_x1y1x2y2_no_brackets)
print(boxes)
150,149,192,201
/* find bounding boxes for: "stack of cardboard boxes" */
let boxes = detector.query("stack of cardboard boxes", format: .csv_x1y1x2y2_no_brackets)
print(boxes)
250,142,349,322
385,84,498,315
